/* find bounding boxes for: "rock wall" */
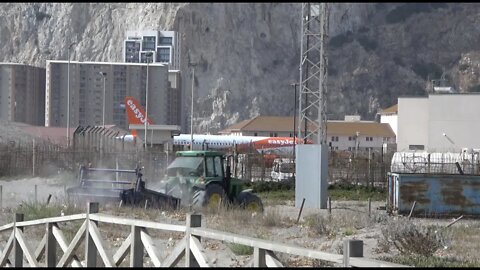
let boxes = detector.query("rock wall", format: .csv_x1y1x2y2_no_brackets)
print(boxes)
1,3,480,133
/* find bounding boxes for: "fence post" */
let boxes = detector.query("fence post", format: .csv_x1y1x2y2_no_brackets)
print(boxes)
343,239,363,267
14,213,24,267
253,247,266,267
130,225,144,267
0,185,2,208
32,139,36,177
34,185,38,204
185,213,202,267
86,202,99,267
368,198,371,217
46,222,56,266
328,197,332,215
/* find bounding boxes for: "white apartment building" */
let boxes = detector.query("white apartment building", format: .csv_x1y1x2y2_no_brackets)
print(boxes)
0,63,45,126
124,30,180,70
378,104,398,143
45,61,181,130
397,93,480,152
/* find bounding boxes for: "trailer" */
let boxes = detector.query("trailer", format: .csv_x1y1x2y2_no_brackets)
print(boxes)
66,165,180,210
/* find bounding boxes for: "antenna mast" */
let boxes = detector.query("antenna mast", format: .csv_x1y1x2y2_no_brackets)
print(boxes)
298,3,329,144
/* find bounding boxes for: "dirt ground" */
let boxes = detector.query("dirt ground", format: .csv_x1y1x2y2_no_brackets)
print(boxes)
0,175,479,267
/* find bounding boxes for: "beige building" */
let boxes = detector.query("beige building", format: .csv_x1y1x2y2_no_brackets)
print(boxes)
45,61,182,129
220,116,396,151
0,63,45,125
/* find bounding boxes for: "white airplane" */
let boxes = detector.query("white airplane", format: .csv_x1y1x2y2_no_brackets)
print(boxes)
117,96,305,154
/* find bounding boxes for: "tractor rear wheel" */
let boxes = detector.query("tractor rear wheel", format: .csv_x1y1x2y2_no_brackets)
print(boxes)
192,184,226,211
238,192,264,213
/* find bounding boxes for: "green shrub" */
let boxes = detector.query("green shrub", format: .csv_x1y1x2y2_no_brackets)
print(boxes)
412,62,443,80
246,179,294,193
328,183,386,201
385,4,431,24
459,63,469,72
357,35,378,52
227,243,254,255
16,200,82,221
35,11,51,21
468,84,480,92
329,31,354,48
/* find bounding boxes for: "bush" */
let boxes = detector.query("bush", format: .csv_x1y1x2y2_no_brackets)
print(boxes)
468,84,480,92
16,200,82,221
328,183,386,201
227,243,254,255
246,179,295,193
329,31,354,48
412,62,443,80
357,36,378,52
304,214,332,236
35,11,51,21
385,4,431,24
379,218,447,256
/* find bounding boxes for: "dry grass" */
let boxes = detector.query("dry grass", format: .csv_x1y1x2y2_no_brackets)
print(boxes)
303,210,384,239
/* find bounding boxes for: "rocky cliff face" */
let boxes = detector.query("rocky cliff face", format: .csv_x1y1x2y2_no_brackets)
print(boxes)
1,3,480,133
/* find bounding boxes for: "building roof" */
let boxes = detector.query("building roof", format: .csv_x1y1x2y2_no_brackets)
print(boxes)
220,116,395,138
220,116,296,133
46,60,167,67
327,121,395,137
378,104,397,115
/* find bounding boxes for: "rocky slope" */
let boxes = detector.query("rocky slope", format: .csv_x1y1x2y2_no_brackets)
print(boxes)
1,3,480,133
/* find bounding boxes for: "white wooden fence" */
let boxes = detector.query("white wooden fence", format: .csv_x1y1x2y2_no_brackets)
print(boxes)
0,202,409,267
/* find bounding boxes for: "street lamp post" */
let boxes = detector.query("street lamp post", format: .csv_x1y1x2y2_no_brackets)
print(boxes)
291,83,298,159
67,42,76,147
144,53,152,149
190,63,196,149
99,72,107,128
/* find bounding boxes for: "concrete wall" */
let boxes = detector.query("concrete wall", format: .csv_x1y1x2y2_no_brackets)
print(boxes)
397,94,480,152
428,94,480,152
380,114,398,142
397,97,429,151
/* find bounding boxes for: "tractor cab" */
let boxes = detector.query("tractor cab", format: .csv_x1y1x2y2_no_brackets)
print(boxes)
163,150,262,212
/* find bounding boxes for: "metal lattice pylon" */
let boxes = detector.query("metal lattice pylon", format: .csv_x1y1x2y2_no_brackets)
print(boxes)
297,3,329,145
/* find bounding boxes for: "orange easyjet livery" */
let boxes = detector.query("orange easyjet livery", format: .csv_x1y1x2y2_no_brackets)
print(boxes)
121,96,307,154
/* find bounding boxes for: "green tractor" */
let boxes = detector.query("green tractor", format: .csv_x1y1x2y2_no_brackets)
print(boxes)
162,150,263,212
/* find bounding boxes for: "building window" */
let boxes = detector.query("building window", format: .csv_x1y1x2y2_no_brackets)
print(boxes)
331,136,338,142
409,145,425,150
366,137,373,141
157,48,170,62
254,132,258,136
159,37,172,45
348,136,353,141
142,36,156,51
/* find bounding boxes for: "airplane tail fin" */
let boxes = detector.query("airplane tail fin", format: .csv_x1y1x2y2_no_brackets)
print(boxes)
125,96,154,126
